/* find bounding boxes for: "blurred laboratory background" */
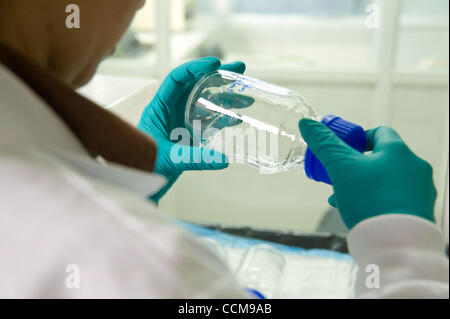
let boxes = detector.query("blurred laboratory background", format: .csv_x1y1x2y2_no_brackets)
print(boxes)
81,0,449,235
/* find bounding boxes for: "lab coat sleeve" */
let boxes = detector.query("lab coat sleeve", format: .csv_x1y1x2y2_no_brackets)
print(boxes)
347,214,449,299
0,148,249,298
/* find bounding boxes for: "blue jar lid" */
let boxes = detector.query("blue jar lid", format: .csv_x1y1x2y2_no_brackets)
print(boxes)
304,115,366,185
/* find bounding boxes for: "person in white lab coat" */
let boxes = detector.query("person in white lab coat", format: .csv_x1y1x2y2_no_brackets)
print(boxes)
0,0,448,298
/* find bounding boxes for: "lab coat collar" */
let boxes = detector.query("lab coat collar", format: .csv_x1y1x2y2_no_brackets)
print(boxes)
0,45,166,197
0,44,157,173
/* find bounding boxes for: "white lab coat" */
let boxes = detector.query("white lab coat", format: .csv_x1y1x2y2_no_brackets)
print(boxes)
0,63,448,298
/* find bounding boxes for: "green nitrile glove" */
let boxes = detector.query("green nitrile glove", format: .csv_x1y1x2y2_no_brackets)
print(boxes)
299,119,437,229
138,57,246,203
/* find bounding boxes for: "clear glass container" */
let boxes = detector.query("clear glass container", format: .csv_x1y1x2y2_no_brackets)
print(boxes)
235,244,286,299
185,70,317,174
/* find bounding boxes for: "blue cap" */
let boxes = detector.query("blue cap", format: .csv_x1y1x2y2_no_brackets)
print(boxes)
304,115,366,185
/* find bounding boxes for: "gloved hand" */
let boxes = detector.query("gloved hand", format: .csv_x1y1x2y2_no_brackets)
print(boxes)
299,119,437,229
138,57,246,203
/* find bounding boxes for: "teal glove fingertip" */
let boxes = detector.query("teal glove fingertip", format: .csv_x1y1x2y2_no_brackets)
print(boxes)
298,118,327,144
189,56,221,75
220,61,246,74
170,57,221,84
